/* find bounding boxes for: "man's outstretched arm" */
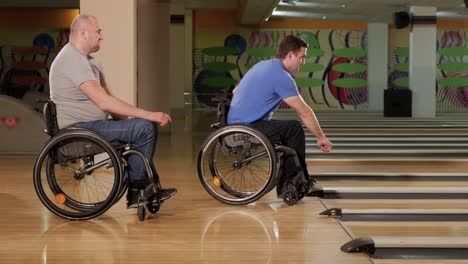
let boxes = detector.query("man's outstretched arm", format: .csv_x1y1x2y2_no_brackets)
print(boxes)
80,80,172,126
283,95,332,153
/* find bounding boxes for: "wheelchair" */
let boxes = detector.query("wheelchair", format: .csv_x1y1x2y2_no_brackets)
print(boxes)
33,100,163,221
197,98,312,206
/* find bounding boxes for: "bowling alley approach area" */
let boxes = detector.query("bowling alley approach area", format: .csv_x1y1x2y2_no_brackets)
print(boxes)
286,110,468,261
2,110,468,263
5,0,468,263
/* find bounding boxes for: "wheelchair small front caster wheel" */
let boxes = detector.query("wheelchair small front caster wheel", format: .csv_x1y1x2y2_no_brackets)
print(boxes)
147,202,160,214
283,185,298,206
137,205,146,221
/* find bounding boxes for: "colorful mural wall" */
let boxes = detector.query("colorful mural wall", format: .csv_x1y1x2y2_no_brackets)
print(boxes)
193,28,368,111
0,29,69,111
388,29,468,111
436,30,468,110
0,8,76,113
194,14,468,112
0,8,76,140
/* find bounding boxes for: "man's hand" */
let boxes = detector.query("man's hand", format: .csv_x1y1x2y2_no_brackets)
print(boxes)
148,112,172,126
317,136,332,153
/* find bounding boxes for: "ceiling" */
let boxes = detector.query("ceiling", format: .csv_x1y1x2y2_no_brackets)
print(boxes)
0,0,78,8
2,0,468,24
177,0,468,24
270,0,468,23
164,0,468,24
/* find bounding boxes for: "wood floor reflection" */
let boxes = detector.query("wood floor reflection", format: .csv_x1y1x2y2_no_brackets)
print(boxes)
0,132,370,264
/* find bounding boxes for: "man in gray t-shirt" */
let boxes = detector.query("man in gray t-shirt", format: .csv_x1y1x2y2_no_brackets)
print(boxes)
49,14,176,208
50,42,108,128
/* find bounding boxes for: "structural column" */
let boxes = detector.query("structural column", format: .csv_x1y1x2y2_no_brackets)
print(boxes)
137,0,170,114
80,0,137,105
367,22,388,111
184,9,193,132
169,3,186,119
409,6,437,118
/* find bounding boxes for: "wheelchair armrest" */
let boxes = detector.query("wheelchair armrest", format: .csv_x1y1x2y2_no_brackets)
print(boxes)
211,122,222,129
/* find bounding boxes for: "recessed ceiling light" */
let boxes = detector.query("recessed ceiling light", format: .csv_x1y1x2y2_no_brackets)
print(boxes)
282,0,296,5
322,16,327,19
341,4,346,8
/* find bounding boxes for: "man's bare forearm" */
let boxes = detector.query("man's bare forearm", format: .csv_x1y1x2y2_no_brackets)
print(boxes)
299,108,326,139
100,95,151,119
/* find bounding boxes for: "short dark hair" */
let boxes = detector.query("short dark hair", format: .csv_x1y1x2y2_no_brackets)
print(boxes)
276,35,309,59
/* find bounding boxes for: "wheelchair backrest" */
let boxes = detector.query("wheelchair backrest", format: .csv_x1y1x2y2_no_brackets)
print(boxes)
217,98,230,127
43,100,59,137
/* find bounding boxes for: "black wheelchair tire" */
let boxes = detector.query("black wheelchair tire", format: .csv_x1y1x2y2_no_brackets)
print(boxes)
197,125,279,205
33,129,123,220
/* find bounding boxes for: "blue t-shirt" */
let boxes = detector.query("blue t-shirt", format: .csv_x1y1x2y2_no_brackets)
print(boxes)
227,58,299,125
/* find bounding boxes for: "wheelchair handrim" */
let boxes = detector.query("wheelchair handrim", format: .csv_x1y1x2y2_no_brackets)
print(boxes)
198,125,278,204
33,131,123,220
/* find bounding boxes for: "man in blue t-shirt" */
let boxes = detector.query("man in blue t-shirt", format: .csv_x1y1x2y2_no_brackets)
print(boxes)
228,35,332,188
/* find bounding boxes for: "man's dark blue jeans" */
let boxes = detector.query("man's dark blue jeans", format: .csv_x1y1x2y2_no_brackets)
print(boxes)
73,118,158,183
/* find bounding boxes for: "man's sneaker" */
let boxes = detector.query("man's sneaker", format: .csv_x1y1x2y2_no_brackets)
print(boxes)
156,188,177,202
127,187,177,208
126,189,143,209
305,178,318,196
309,178,317,187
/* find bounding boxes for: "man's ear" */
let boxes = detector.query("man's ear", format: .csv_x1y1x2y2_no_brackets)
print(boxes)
81,30,87,40
286,51,296,60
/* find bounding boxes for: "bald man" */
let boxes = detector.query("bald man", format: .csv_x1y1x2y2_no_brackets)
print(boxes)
49,15,177,209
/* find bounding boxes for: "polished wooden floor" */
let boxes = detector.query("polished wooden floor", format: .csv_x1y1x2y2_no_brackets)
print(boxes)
3,117,468,263
0,127,371,264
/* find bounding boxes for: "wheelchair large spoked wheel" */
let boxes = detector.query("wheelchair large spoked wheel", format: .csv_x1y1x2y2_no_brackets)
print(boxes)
198,125,278,205
33,129,123,220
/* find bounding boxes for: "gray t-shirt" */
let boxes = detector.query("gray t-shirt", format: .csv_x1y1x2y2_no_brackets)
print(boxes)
49,43,108,128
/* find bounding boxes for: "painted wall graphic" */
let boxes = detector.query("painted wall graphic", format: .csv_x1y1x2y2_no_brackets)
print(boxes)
0,8,76,154
0,94,48,153
388,47,409,90
0,29,69,112
388,29,468,111
436,30,468,110
195,24,468,112
193,29,369,111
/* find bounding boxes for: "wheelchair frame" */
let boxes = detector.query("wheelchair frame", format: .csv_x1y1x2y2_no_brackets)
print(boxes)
197,98,306,206
33,100,161,221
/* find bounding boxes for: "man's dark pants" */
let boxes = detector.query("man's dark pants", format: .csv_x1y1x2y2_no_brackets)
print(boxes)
249,119,310,181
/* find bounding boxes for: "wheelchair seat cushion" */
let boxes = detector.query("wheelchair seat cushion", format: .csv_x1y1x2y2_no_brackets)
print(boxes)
222,133,262,148
58,139,105,160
